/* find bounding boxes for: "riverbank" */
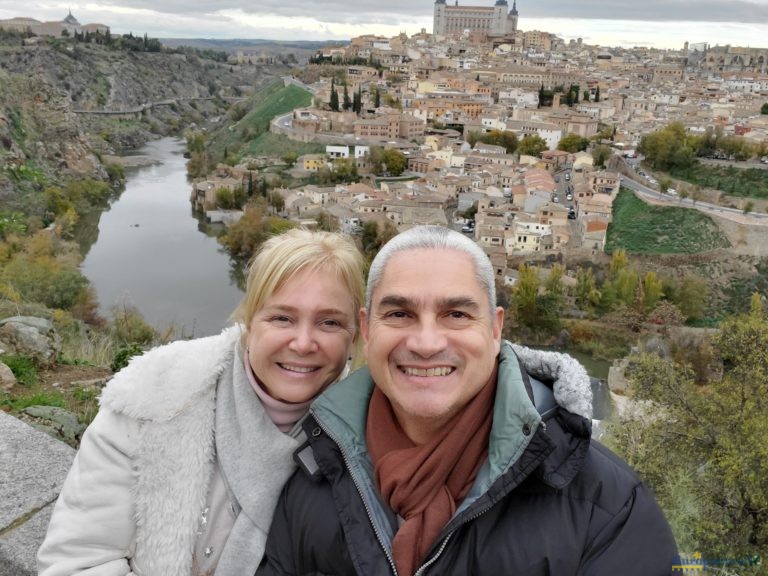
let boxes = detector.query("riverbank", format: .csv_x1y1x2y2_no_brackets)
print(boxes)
80,137,243,337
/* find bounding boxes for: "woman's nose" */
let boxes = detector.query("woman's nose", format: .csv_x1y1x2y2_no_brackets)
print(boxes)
288,323,319,354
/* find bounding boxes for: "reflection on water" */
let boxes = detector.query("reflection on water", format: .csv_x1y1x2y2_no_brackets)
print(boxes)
80,137,244,337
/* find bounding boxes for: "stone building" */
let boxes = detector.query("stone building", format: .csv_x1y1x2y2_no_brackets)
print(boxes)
0,11,109,37
433,0,518,38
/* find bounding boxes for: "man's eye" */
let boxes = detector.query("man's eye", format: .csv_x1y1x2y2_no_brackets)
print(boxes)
385,310,409,319
448,311,470,320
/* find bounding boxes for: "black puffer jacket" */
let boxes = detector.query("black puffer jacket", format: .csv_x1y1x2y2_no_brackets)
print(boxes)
257,344,677,576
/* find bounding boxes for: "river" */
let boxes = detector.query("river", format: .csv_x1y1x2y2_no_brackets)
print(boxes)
80,137,243,337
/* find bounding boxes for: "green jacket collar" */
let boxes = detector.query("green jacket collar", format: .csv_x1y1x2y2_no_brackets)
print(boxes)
310,341,542,483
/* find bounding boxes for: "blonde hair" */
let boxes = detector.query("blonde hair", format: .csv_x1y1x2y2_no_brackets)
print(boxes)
232,228,366,366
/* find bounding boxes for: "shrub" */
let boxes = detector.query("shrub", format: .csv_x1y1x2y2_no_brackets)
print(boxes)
104,162,125,183
4,391,66,410
111,303,156,345
0,354,38,386
110,343,144,372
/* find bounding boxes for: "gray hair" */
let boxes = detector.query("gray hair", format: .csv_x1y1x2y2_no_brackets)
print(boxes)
366,225,496,314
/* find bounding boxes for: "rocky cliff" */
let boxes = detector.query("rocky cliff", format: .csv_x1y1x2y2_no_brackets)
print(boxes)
0,37,286,207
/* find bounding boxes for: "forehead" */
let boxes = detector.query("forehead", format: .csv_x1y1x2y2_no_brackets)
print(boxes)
374,248,487,307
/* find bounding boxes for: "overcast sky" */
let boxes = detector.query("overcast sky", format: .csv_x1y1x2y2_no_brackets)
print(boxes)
1,1,767,49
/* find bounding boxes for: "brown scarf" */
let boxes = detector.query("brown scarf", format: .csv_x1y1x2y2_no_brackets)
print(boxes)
366,368,498,576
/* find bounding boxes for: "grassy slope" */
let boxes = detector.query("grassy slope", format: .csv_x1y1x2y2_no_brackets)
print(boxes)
670,163,768,199
246,132,323,157
209,80,314,160
605,188,730,254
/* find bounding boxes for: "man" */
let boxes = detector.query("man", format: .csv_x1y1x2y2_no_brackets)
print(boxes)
257,225,676,575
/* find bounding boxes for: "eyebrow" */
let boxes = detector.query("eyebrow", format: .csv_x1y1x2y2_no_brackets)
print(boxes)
264,304,350,316
376,295,481,313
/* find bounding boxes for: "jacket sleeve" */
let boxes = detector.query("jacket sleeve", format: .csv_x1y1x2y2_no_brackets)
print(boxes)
37,409,140,576
577,481,677,576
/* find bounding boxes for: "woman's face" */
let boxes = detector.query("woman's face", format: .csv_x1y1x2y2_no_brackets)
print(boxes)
247,267,356,403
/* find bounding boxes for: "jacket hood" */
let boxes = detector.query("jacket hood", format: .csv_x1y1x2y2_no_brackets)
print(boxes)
510,343,593,420
100,325,242,422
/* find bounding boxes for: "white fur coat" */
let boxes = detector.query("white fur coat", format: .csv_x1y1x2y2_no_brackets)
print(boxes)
38,327,244,576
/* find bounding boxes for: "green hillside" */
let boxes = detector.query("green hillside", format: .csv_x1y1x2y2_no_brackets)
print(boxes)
209,81,313,161
605,188,730,254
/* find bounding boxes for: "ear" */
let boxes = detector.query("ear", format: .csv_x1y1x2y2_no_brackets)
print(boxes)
492,306,504,345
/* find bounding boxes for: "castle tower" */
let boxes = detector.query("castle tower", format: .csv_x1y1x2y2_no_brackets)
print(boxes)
492,0,508,36
433,0,447,36
508,0,518,34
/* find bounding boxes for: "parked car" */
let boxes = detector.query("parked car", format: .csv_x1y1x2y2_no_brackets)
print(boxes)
567,209,577,220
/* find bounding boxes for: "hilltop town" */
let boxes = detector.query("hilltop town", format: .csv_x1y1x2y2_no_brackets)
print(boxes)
186,0,768,285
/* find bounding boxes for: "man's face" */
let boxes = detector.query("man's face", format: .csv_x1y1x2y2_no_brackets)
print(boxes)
361,248,503,444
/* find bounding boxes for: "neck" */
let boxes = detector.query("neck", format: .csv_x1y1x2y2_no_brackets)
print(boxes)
395,410,449,446
243,354,312,433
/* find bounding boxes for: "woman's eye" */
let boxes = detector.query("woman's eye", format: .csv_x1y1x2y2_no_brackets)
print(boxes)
386,310,409,319
270,316,292,324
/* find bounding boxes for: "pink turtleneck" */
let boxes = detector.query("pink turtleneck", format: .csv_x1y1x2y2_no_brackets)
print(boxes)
243,353,313,433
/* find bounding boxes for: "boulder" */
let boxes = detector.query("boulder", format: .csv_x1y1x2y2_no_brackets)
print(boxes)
0,316,61,367
0,362,16,391
22,406,86,444
607,357,630,395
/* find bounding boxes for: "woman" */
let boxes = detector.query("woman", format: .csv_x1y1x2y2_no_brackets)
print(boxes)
37,228,365,576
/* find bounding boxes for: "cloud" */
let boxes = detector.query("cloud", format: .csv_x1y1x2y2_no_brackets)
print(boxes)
6,0,768,26
523,0,768,23
1,0,767,45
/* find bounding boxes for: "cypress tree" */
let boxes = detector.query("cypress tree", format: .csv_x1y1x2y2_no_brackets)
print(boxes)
353,86,362,114
330,79,339,111
343,83,351,111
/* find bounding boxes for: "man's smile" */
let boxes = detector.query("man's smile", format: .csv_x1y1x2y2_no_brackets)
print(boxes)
399,366,456,377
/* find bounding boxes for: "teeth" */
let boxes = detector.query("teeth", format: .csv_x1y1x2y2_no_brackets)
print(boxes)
280,364,317,373
402,366,453,377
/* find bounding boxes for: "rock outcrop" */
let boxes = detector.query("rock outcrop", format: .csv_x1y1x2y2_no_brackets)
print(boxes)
0,316,61,367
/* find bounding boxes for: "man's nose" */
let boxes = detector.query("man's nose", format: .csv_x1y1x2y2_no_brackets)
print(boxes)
407,317,447,358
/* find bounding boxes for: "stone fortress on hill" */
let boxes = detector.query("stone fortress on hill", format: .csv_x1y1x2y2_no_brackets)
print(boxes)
0,11,109,38
433,0,519,38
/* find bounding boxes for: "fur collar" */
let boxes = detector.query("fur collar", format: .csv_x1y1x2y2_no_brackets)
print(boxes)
100,325,243,422
509,343,593,420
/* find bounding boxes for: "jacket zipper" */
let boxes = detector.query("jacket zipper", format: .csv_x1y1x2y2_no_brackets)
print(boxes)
415,423,548,575
413,499,497,576
313,415,400,576
313,417,547,576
